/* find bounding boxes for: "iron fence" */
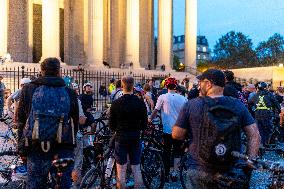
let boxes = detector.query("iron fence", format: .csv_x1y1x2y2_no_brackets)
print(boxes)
0,66,167,111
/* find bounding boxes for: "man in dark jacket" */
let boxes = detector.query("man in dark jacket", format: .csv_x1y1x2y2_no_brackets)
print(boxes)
249,82,281,145
109,76,147,189
223,70,242,98
17,58,79,189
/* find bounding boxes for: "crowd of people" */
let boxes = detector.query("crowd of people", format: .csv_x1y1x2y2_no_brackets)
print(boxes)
1,57,283,188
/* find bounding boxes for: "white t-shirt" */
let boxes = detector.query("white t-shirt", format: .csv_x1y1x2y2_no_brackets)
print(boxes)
155,92,187,134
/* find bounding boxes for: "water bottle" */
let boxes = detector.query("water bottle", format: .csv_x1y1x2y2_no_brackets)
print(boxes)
105,157,115,178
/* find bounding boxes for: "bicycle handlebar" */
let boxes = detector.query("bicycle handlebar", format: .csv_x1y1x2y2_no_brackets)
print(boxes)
231,151,284,172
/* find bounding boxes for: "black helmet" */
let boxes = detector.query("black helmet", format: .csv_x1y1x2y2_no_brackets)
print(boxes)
257,82,267,90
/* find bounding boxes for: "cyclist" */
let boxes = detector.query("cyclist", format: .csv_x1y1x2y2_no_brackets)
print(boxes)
7,77,31,121
108,78,116,95
17,58,79,189
79,82,96,130
0,75,6,117
143,83,155,117
172,69,260,189
110,80,123,103
149,77,187,182
249,82,281,145
70,82,86,188
109,76,147,189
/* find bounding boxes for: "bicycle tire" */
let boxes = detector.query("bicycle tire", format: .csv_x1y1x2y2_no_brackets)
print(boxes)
0,150,20,186
80,166,103,189
95,120,110,136
141,148,165,189
0,132,17,152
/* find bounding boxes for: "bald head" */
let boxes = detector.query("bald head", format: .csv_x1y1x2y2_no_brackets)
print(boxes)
121,76,134,93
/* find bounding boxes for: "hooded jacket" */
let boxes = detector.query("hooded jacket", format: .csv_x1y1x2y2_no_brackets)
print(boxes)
17,76,79,156
223,81,242,98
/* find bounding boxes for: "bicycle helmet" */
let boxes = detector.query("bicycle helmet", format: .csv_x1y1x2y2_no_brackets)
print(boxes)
83,82,92,88
20,78,31,85
164,77,178,88
63,76,73,87
257,82,267,90
71,82,79,90
134,87,144,96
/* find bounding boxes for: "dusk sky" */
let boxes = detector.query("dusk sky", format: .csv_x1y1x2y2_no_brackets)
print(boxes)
155,0,284,50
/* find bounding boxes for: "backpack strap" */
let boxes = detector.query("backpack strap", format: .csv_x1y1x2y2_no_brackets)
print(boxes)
56,114,64,143
112,89,122,102
32,111,39,140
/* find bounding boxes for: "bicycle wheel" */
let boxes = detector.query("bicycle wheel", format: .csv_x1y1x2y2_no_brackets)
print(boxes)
95,120,110,136
0,150,20,186
180,152,193,189
141,148,165,189
0,129,17,152
81,166,102,189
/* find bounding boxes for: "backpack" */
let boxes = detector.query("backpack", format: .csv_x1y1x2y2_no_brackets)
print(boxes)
199,97,241,168
111,89,122,102
23,85,75,152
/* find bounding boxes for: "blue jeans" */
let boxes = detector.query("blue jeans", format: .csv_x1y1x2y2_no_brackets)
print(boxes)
27,149,74,189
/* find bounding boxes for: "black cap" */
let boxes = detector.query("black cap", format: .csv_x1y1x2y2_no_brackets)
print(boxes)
196,69,225,87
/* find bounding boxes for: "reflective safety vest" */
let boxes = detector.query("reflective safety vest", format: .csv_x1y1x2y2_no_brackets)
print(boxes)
255,95,271,111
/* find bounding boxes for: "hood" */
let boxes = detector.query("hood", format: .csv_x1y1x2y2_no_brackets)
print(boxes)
226,81,242,91
31,76,66,87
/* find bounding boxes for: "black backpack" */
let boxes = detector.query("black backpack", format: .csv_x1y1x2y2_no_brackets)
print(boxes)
199,97,241,167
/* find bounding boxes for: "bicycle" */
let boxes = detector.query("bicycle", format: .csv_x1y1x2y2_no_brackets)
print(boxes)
80,138,116,189
0,114,17,152
140,121,165,189
81,124,112,176
0,150,26,189
48,158,74,189
231,151,284,189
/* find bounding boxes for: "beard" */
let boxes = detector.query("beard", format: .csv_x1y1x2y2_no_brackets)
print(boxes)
199,86,207,96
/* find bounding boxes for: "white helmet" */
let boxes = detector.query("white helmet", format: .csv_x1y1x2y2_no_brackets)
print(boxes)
71,83,79,90
20,78,31,85
83,82,92,88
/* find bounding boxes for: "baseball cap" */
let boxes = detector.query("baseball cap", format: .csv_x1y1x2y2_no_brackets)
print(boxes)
196,69,225,87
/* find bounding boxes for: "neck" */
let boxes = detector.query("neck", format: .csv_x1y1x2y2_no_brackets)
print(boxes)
168,89,175,93
123,91,133,95
206,88,224,98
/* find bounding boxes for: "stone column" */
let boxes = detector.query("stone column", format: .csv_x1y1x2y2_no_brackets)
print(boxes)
8,0,32,62
139,0,154,69
88,0,104,67
109,0,126,68
0,0,8,56
185,0,197,69
64,0,85,65
42,0,60,59
157,0,173,71
126,0,140,68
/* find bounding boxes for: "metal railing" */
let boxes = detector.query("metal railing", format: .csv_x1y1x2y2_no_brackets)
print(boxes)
0,66,167,111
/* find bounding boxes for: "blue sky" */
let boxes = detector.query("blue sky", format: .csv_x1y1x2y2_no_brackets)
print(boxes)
154,0,284,49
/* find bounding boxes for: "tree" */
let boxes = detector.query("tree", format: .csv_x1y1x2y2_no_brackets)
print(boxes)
213,31,257,68
256,33,284,66
173,54,184,71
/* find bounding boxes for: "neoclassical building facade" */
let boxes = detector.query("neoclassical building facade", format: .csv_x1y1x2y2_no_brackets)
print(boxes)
0,0,197,70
